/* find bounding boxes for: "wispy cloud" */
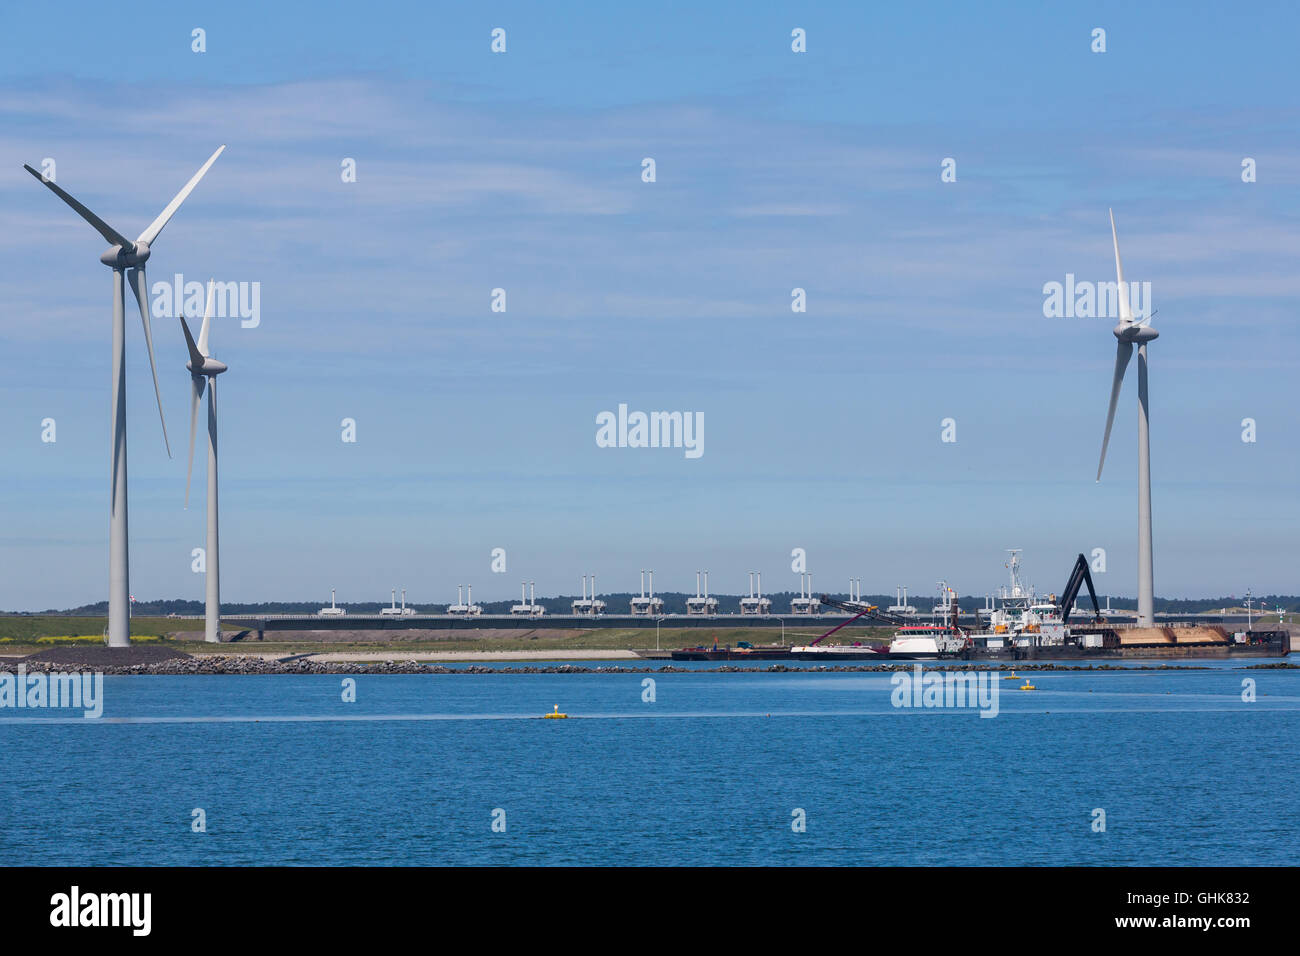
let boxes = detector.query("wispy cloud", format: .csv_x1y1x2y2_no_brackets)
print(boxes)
3,71,1298,606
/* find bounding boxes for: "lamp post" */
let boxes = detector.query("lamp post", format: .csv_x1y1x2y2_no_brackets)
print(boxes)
768,614,785,646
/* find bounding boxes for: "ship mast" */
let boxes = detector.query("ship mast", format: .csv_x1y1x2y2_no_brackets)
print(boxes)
1006,548,1024,600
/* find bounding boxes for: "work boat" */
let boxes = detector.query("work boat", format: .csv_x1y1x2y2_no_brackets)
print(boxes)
795,581,972,660
885,624,967,659
883,581,972,658
803,551,1286,661
967,550,1073,653
799,557,1104,661
881,566,1070,659
789,641,887,661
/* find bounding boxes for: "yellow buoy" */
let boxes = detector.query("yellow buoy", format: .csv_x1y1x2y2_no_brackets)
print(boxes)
544,704,568,719
1018,680,1037,691
1003,670,1021,680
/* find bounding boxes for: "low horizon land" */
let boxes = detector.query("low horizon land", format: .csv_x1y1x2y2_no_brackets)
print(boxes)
6,590,1297,618
2,615,1295,659
1,618,883,653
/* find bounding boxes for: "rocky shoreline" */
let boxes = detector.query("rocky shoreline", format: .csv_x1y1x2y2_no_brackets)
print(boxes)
8,653,1295,676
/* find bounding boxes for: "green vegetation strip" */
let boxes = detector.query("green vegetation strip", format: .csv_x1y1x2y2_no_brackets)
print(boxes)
0,617,892,655
0,616,176,643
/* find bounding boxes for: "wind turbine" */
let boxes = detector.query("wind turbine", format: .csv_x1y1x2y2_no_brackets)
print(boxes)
24,146,225,646
1095,209,1158,627
181,281,228,643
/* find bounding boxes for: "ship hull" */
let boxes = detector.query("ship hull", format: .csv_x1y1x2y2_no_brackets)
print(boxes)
788,646,891,661
670,647,793,661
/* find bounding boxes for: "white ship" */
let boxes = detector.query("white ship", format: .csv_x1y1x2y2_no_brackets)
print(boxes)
883,581,971,658
966,551,1071,651
795,553,1104,660
794,581,969,660
880,556,1085,658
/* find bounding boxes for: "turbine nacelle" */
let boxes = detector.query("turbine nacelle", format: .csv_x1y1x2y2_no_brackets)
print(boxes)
98,240,150,267
186,357,228,376
1114,321,1158,344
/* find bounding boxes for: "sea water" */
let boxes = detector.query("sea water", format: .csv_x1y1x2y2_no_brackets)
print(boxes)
0,664,1294,865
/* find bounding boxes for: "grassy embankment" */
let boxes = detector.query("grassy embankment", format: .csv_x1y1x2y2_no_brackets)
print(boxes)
0,616,176,645
0,616,892,655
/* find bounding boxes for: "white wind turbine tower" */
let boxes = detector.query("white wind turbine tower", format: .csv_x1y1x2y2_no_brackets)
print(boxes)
24,147,225,647
1095,209,1159,627
182,282,229,643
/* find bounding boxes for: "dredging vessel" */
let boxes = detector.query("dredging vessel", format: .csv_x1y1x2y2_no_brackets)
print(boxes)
796,552,1289,661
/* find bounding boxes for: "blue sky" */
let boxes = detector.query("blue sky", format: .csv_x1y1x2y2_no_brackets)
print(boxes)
2,1,1298,610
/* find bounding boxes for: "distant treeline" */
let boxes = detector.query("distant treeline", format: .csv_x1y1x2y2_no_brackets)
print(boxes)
10,592,1297,617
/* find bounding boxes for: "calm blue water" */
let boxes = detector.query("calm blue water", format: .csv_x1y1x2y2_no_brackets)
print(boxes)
1,663,1295,865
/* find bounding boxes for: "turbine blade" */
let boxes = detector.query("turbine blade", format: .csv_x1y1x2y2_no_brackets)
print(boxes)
128,265,172,458
1097,340,1134,481
198,278,215,357
135,145,225,247
180,315,205,368
1109,208,1133,324
186,374,205,509
23,164,133,250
